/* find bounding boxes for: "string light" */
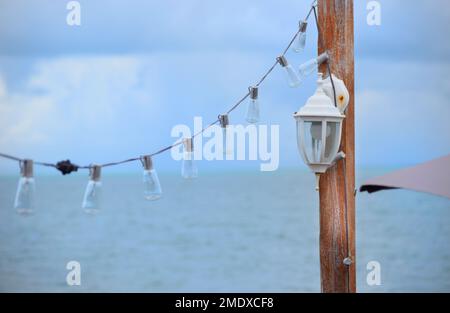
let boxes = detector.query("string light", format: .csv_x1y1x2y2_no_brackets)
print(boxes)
219,114,232,156
181,138,197,179
14,159,35,215
141,155,162,201
292,20,308,53
298,51,329,81
82,165,102,214
246,86,260,124
276,55,301,88
0,2,338,214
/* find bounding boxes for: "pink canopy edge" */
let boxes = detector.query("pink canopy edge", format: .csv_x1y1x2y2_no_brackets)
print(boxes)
360,154,450,199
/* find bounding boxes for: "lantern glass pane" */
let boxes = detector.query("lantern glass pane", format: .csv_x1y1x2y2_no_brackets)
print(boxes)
303,121,323,163
323,121,340,163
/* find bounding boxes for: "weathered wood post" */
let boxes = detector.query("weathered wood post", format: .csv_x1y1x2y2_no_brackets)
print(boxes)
317,0,356,293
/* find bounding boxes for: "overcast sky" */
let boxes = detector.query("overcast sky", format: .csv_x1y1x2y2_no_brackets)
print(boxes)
0,0,449,174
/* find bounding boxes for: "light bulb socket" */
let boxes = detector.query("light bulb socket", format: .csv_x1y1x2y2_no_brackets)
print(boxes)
249,86,258,100
317,51,329,65
219,114,229,128
141,155,154,171
21,159,33,178
299,20,308,32
183,138,194,152
89,165,101,182
277,55,288,67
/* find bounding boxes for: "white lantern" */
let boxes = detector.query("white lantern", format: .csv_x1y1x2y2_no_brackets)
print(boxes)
293,73,345,182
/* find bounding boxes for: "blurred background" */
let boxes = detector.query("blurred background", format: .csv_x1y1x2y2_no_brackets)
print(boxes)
0,0,449,292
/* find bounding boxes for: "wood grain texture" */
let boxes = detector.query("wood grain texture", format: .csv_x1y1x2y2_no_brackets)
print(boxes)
317,0,356,293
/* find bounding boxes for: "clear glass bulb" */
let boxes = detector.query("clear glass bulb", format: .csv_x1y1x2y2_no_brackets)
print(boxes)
293,32,307,53
284,64,301,88
278,56,301,88
246,98,260,124
310,122,332,163
310,122,323,141
293,21,307,53
14,177,35,215
299,59,318,80
143,169,162,200
310,122,323,163
182,151,198,179
82,180,102,214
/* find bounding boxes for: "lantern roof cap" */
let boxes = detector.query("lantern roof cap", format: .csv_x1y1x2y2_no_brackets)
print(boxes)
294,73,344,119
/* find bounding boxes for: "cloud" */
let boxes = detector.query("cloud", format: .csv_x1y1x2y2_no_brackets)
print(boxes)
1,1,450,171
1,52,449,172
28,56,144,125
0,83,56,147
356,59,450,165
0,55,165,166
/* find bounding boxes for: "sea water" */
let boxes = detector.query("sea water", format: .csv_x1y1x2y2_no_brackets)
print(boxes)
0,169,449,292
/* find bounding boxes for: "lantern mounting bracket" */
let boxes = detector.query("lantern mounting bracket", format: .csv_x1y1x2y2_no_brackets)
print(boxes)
332,151,346,165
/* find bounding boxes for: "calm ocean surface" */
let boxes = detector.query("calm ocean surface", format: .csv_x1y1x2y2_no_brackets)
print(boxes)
0,169,449,292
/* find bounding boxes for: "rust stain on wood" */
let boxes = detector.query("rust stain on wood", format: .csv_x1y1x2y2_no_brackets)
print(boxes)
318,0,356,293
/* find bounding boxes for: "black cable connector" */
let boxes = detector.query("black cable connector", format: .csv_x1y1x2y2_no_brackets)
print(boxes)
56,160,79,175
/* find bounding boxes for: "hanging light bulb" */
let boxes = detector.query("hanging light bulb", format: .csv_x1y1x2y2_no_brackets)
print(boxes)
277,55,301,88
181,138,198,179
298,52,329,80
14,159,35,215
82,165,102,214
141,155,162,201
219,113,233,156
292,21,308,53
246,86,260,124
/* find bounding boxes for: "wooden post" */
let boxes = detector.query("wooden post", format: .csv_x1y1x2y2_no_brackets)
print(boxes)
317,0,356,293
